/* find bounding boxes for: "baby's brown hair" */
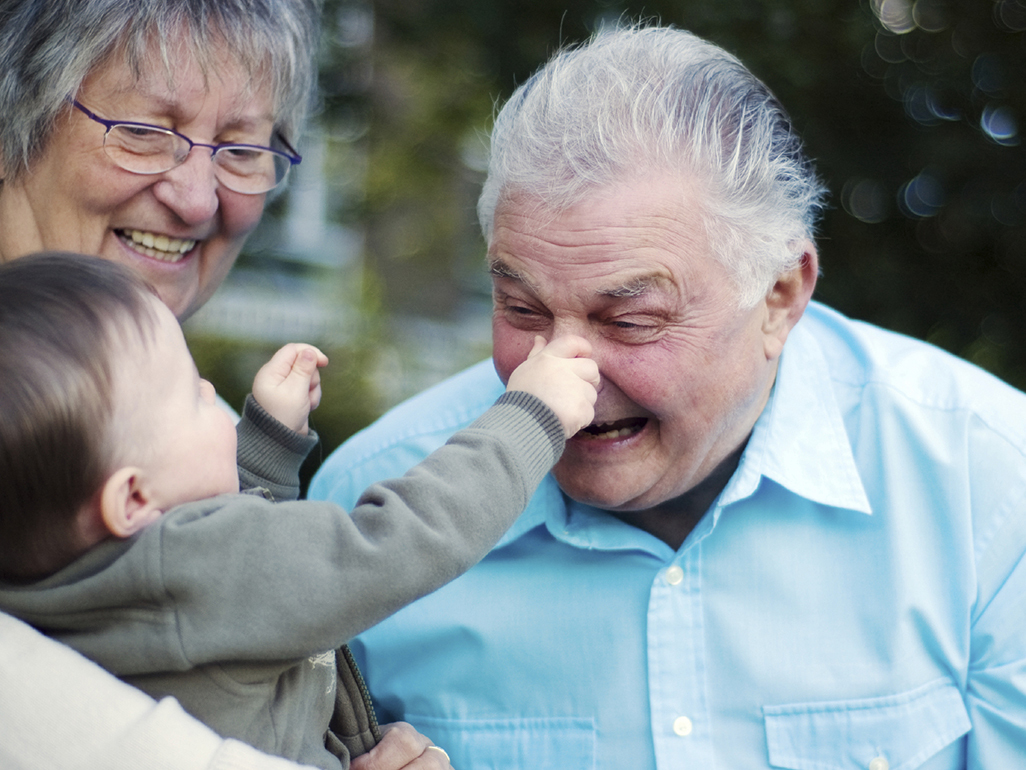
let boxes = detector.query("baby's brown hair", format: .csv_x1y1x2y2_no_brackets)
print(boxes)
0,253,157,579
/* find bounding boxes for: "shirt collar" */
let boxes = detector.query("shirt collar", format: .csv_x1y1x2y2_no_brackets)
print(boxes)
495,469,669,554
721,313,872,514
486,468,565,548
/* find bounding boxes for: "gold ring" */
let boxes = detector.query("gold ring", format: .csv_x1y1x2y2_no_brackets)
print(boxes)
426,745,451,763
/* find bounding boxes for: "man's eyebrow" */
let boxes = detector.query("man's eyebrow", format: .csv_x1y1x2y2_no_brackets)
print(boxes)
490,259,672,298
489,259,535,288
598,275,671,298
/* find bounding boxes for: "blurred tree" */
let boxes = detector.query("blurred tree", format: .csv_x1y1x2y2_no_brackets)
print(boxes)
188,0,1023,488
350,0,1025,386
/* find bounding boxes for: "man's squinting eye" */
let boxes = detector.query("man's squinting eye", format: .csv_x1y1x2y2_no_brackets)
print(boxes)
494,290,543,317
502,302,549,331
602,313,664,343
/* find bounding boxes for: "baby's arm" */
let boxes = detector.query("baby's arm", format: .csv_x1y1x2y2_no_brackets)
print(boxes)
150,336,600,656
251,343,329,436
236,344,328,500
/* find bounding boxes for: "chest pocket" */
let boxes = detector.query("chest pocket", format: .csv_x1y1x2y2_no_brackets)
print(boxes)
763,679,971,770
407,714,596,770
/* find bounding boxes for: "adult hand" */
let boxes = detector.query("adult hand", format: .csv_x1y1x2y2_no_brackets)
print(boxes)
350,722,453,770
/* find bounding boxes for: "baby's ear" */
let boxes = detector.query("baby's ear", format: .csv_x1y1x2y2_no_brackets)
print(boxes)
100,467,163,538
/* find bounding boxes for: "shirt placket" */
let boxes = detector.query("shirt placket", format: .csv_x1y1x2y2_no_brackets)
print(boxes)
647,542,714,768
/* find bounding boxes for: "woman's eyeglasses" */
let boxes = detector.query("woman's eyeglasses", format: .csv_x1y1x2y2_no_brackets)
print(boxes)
69,99,301,195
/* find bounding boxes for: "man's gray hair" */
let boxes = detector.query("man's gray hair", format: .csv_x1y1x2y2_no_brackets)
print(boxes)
0,0,321,179
478,25,828,307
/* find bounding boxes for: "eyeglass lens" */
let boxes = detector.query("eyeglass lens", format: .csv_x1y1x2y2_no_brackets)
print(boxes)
104,124,290,194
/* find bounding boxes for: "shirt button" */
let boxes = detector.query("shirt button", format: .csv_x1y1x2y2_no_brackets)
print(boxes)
665,565,684,585
672,716,693,736
868,758,889,770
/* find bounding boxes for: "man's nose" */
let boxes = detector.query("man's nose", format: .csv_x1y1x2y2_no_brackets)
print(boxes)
551,316,592,340
549,318,605,394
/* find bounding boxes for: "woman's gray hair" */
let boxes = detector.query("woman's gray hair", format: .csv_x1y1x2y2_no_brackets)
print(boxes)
0,0,321,179
478,24,828,308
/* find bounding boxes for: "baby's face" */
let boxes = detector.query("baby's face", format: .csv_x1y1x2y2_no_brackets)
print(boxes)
116,296,239,511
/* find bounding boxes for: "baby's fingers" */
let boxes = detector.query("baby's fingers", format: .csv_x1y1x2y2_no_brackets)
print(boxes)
568,356,601,390
534,334,592,361
525,335,547,360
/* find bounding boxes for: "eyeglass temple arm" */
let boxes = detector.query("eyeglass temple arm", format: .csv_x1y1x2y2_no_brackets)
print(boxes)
276,133,302,165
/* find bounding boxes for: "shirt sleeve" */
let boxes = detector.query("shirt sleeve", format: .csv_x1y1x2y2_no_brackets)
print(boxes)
962,410,1026,767
0,612,315,770
965,480,1026,766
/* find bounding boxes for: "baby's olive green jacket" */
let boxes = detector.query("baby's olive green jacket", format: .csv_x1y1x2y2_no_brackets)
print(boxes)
0,393,564,769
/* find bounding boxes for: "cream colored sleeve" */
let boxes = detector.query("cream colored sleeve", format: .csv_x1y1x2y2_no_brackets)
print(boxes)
0,612,313,770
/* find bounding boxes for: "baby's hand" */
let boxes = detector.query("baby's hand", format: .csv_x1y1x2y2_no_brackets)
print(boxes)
252,343,329,435
506,336,599,438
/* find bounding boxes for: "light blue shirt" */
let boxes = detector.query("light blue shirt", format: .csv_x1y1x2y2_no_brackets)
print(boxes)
310,302,1026,770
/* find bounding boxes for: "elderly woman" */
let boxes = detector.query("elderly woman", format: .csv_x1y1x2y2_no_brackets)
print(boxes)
0,0,312,318
0,2,448,769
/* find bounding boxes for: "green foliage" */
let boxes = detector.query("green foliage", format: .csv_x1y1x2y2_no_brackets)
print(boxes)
196,0,1023,484
346,0,1026,387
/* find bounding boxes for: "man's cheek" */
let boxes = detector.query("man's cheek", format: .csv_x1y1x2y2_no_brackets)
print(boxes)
491,324,534,385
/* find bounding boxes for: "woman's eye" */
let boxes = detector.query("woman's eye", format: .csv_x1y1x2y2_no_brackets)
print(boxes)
223,147,260,160
116,125,167,144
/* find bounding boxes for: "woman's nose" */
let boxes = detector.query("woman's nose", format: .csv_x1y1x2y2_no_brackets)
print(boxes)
152,148,220,224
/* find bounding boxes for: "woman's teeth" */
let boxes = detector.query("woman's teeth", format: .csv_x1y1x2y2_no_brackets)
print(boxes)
120,230,197,263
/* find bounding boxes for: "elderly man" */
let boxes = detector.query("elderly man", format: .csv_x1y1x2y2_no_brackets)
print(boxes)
310,25,1026,770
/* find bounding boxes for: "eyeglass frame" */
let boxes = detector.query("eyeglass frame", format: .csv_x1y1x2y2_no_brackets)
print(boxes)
68,98,302,194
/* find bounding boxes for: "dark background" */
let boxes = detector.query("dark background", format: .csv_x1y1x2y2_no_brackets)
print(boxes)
189,0,1026,486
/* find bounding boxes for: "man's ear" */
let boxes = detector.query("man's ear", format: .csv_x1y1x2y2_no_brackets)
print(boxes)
762,242,819,361
99,467,163,538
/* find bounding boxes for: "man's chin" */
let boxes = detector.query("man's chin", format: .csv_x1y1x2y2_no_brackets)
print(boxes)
552,467,646,512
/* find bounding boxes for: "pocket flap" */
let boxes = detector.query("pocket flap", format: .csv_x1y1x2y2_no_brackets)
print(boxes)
763,679,971,770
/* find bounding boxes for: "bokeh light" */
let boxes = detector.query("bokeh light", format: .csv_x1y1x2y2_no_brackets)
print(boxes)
899,172,945,218
995,0,1026,32
872,0,916,34
981,104,1020,146
842,178,891,223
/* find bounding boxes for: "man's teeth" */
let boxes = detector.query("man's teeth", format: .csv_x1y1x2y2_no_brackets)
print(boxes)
122,230,197,263
584,424,639,440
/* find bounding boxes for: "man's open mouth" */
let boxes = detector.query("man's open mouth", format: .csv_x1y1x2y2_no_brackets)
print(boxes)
579,418,647,440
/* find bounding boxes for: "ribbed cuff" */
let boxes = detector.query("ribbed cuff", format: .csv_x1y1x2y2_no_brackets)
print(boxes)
468,390,566,484
236,395,319,501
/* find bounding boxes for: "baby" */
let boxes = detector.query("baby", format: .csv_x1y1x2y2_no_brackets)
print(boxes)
0,253,598,770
